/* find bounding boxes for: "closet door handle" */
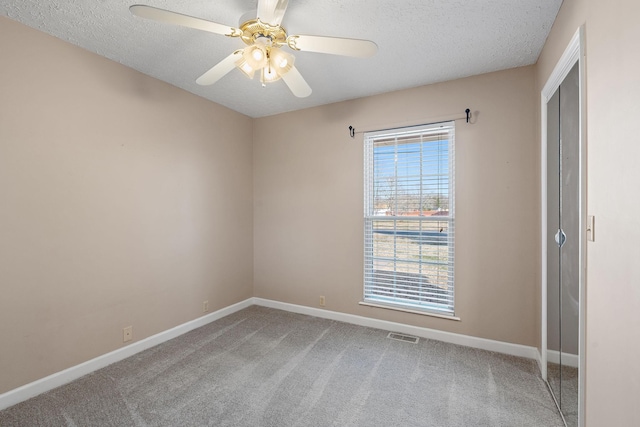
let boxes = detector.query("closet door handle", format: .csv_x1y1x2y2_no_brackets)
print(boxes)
555,229,567,248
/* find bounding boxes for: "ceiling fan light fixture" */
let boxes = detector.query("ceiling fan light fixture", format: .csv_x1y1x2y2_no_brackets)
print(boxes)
235,56,256,79
252,48,264,61
270,47,294,74
242,45,268,70
261,62,281,84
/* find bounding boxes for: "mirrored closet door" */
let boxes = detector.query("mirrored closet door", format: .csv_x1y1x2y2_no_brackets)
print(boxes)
546,61,580,427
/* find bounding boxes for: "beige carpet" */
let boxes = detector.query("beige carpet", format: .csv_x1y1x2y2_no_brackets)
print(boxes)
0,306,563,426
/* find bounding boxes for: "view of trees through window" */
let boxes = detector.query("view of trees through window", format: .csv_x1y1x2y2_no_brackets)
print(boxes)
364,123,455,314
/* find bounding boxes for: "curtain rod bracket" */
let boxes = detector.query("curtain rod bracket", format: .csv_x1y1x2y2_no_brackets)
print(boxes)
348,125,355,138
465,108,471,123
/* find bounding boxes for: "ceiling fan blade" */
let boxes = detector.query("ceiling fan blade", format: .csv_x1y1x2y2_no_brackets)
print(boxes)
288,35,378,58
281,66,312,98
130,5,240,37
196,51,242,86
257,0,289,26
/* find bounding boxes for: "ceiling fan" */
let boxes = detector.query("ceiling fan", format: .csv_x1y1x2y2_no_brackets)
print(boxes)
130,0,378,98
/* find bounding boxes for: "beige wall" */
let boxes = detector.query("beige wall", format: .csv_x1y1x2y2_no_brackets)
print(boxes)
254,66,539,346
0,17,254,394
537,0,640,424
586,1,640,423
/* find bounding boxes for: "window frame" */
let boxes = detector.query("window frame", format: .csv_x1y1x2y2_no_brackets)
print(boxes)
363,121,456,317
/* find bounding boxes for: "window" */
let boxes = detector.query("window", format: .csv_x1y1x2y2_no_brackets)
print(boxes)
364,122,455,316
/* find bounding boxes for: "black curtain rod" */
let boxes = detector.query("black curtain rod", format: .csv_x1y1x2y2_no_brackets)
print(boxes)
348,108,472,139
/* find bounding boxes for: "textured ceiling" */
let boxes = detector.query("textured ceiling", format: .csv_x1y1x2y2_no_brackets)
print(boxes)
1,0,562,118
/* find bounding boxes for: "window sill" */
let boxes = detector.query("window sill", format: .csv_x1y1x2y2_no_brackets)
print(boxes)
359,301,461,321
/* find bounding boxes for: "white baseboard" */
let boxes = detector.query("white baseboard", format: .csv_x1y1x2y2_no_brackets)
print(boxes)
1,296,540,411
0,298,253,411
546,349,579,368
253,298,539,361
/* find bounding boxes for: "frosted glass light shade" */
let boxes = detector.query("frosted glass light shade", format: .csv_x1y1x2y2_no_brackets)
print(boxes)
261,63,281,83
243,45,268,69
235,57,256,79
270,47,294,75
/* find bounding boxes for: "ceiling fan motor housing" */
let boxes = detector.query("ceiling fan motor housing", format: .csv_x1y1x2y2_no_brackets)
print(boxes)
239,19,287,46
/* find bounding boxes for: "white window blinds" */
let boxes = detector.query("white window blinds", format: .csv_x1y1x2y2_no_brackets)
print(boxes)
364,122,455,315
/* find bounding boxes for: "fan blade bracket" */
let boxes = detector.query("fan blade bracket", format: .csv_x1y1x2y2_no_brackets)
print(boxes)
287,35,301,51
227,28,244,38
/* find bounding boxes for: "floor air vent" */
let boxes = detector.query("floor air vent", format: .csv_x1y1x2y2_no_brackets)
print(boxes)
387,332,419,344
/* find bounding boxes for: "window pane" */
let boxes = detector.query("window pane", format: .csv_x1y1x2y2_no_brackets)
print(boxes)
364,122,455,315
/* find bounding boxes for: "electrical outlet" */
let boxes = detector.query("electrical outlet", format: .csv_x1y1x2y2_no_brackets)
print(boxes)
203,300,209,313
123,326,133,343
319,296,326,307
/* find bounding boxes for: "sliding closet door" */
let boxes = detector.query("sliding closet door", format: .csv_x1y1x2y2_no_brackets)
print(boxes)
559,62,580,427
546,61,580,427
546,87,561,405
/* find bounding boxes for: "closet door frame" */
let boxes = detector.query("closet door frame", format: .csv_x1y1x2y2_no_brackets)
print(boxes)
540,26,586,427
